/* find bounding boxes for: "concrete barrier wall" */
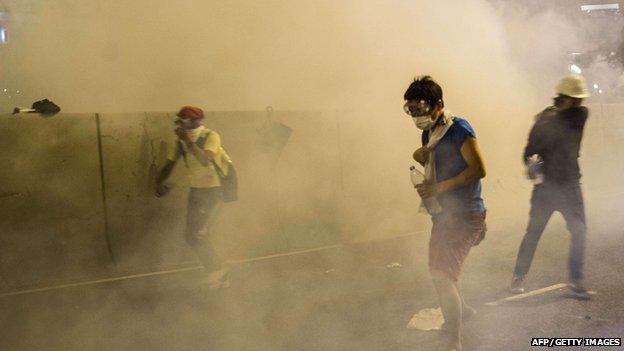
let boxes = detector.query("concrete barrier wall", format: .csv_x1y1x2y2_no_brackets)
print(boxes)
0,114,112,288
0,110,428,289
3,105,619,289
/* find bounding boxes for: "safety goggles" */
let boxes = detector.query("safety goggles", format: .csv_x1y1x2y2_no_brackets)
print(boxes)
403,100,432,117
174,118,193,128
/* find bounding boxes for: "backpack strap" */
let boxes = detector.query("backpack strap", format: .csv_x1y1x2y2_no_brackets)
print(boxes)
197,132,227,179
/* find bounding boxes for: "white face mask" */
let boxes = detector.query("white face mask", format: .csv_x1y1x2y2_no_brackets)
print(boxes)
175,118,200,130
413,116,436,130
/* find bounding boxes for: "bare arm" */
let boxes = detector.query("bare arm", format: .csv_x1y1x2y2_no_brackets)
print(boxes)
437,137,486,193
155,159,177,197
417,137,485,198
412,146,429,166
156,159,176,185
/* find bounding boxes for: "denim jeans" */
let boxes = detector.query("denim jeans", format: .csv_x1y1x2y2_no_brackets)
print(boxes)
513,181,586,283
186,187,223,271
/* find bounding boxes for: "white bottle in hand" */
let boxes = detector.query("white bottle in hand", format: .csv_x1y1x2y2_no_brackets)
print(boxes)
410,165,442,215
526,155,544,185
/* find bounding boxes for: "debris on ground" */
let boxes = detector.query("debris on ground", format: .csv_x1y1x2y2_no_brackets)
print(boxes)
407,307,444,331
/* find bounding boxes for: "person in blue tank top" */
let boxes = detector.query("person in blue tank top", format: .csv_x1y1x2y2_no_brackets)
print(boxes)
404,76,487,351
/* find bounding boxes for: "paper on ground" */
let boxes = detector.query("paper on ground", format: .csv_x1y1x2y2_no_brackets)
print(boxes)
406,307,444,330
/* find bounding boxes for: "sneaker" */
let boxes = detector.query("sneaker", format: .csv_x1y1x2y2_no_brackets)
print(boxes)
568,282,596,300
510,276,525,294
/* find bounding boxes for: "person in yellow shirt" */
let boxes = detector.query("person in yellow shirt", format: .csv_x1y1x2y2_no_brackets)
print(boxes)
155,105,231,289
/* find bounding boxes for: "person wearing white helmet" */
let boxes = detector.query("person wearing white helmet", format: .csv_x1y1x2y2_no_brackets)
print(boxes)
510,75,594,299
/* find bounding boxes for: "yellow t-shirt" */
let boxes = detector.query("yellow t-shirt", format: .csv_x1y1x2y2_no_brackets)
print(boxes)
167,126,231,189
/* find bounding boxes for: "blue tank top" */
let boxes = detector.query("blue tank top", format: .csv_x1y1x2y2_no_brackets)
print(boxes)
422,117,485,214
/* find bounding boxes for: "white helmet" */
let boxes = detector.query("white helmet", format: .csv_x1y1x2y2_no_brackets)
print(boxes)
555,75,589,98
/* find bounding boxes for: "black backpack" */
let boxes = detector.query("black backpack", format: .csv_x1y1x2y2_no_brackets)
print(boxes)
32,99,61,115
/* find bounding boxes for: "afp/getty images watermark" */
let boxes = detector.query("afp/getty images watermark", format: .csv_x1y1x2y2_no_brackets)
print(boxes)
531,338,621,347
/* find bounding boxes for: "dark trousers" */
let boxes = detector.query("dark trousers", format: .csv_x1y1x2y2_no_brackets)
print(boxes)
186,187,223,271
513,182,586,283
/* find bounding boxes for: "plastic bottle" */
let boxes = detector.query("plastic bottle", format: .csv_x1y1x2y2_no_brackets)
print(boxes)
410,165,442,215
527,155,544,185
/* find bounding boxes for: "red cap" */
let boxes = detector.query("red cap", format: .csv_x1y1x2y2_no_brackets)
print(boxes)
176,106,204,120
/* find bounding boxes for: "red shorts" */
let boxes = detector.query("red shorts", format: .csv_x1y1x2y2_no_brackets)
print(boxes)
428,212,487,281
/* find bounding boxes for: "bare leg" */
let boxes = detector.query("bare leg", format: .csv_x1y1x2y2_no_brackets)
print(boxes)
440,280,475,333
455,280,476,320
431,269,462,351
